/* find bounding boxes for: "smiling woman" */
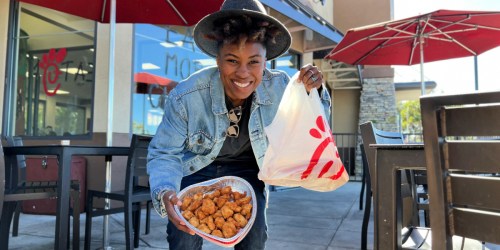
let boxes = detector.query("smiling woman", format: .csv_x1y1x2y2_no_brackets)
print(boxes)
5,2,96,138
146,1,331,250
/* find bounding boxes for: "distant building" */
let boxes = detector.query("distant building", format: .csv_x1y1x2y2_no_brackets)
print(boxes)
395,81,437,103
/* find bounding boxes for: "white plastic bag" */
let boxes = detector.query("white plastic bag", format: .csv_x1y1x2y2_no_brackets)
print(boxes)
258,72,348,192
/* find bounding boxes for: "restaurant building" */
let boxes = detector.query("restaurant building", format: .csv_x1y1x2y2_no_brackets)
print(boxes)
2,0,396,191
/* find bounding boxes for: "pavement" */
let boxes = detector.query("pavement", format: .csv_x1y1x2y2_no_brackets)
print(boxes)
7,181,374,250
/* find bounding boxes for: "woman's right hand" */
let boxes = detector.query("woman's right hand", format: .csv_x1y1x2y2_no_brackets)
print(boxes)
163,190,196,235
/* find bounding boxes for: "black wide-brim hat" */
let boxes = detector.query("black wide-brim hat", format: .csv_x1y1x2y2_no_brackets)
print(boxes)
193,0,292,61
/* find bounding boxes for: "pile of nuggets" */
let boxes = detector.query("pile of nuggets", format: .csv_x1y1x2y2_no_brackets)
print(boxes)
180,186,253,238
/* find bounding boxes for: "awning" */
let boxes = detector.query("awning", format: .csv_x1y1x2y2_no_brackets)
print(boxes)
261,0,343,53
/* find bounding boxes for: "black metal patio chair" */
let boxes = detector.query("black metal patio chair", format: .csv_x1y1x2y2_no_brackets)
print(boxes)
84,134,153,250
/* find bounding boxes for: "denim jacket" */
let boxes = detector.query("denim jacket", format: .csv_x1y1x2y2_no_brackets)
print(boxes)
147,66,331,217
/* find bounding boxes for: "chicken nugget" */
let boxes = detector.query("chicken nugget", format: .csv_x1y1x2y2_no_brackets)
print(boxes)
236,196,251,206
201,198,216,215
193,192,204,200
207,190,221,199
199,216,208,225
225,201,242,213
214,216,225,230
222,222,237,238
206,216,216,231
186,199,202,211
211,229,224,238
181,210,195,220
180,196,192,211
241,203,253,219
220,193,231,200
188,217,200,228
233,213,248,228
198,223,211,234
227,217,240,229
195,208,207,220
232,191,246,200
221,205,234,219
221,186,232,195
215,196,227,208
213,210,223,218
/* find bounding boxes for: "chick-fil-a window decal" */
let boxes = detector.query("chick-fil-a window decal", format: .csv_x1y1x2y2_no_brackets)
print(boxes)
26,46,95,137
39,48,66,96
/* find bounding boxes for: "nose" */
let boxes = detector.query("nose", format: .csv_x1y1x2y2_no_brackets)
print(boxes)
235,64,250,78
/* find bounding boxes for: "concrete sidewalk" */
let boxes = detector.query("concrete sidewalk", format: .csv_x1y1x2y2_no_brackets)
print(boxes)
7,181,373,250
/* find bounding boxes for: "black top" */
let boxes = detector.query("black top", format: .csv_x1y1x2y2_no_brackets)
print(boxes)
213,94,258,168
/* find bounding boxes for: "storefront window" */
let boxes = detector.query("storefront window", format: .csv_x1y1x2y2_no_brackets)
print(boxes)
132,25,300,135
132,24,216,135
275,52,300,77
5,3,96,138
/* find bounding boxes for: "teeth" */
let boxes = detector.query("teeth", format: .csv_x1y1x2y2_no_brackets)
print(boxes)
234,81,250,88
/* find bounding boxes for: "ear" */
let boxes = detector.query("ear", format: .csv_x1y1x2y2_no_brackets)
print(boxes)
216,56,221,67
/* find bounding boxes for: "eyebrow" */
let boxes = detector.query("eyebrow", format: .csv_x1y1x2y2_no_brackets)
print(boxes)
223,53,263,59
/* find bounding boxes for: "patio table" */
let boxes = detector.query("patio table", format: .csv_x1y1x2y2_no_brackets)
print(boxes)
370,143,425,250
2,145,130,250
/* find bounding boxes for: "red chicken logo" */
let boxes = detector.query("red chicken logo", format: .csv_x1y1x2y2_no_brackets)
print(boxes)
301,116,345,180
39,48,67,96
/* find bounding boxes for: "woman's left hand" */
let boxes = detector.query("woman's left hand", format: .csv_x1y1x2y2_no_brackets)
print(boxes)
298,64,323,92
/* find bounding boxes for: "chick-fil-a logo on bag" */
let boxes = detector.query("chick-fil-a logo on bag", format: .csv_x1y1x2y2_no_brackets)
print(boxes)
301,116,345,180
39,48,67,96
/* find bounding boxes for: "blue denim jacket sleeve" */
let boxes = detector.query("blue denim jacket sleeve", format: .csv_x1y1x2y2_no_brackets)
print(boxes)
147,88,187,217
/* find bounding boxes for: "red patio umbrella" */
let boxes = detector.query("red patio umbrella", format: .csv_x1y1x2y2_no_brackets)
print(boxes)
325,9,500,94
134,72,178,94
18,0,223,25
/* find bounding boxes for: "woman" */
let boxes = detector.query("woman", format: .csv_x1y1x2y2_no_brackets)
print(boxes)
147,0,331,249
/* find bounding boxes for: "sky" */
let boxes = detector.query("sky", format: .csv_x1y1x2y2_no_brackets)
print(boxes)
392,0,500,94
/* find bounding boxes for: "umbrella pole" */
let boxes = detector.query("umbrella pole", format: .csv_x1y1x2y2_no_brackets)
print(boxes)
102,0,116,249
420,37,425,95
474,55,479,91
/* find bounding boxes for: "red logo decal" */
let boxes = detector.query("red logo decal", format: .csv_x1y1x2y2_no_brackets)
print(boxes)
39,48,67,96
301,116,344,180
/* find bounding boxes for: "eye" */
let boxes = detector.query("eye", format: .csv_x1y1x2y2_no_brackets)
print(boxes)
226,59,238,64
250,59,261,64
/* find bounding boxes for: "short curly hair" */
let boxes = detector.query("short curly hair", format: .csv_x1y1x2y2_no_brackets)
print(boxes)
204,14,282,53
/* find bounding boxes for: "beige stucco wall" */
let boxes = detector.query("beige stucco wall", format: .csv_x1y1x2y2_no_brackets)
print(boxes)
332,89,360,133
301,0,334,25
93,24,133,135
333,0,393,33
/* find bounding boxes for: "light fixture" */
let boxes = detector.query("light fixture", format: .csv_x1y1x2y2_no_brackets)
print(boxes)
142,63,160,70
193,58,216,67
59,68,89,75
48,89,70,95
160,42,175,48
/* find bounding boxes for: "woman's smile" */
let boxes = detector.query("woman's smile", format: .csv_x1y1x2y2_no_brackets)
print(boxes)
234,80,252,88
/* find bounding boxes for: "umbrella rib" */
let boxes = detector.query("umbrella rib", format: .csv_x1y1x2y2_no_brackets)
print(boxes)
407,16,431,65
165,0,188,25
425,21,477,55
352,20,417,64
430,14,500,32
408,19,425,66
101,0,107,22
329,19,415,58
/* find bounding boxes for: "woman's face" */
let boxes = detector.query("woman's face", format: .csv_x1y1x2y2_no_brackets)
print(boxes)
216,41,266,106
